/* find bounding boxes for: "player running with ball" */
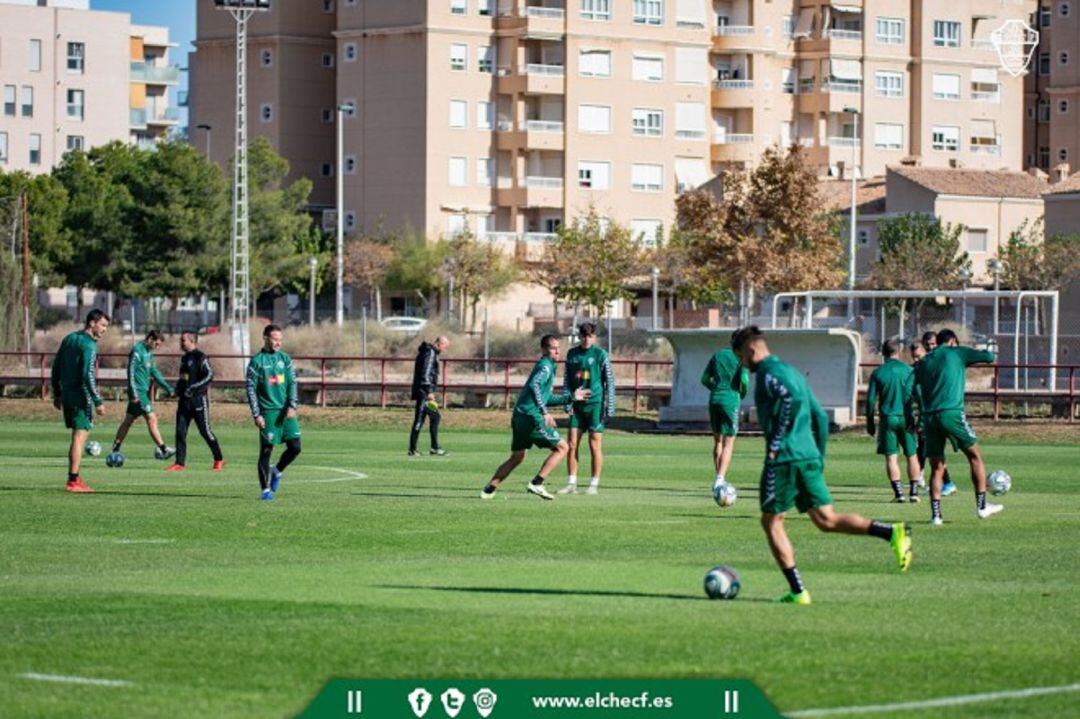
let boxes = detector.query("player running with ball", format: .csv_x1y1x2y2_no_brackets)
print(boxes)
110,330,176,461
246,324,302,501
731,326,912,605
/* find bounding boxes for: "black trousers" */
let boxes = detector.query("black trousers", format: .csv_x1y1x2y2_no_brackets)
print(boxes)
258,438,301,491
409,396,441,452
175,395,223,466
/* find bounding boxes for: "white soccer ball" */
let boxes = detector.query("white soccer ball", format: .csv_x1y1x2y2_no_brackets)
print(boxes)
105,451,125,468
704,565,741,600
85,441,102,457
988,470,1012,496
712,482,737,508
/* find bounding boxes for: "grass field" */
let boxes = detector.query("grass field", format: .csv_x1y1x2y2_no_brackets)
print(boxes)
0,410,1078,718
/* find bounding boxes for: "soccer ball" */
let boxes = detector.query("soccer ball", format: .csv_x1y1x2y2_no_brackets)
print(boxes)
85,441,102,457
988,470,1012,496
712,482,737,508
704,565,741,600
105,451,125,468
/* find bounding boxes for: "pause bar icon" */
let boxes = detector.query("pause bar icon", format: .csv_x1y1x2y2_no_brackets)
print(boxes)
346,689,363,714
724,689,740,714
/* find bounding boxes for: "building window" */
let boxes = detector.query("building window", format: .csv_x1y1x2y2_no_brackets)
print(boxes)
632,108,663,137
477,101,493,129
931,125,960,152
0,132,7,163
477,157,493,187
578,49,612,77
322,0,335,12
448,157,467,186
966,228,988,253
578,160,611,189
932,20,961,47
345,211,356,232
874,123,903,150
875,17,904,44
321,53,335,68
449,99,467,128
782,15,795,38
67,135,84,151
675,47,707,84
3,86,15,117
1060,51,1070,66
1040,6,1052,26
1060,148,1070,162
29,39,42,72
450,0,466,14
20,86,33,118
66,89,84,120
260,49,273,67
344,154,357,174
858,228,870,246
1039,52,1051,75
67,42,85,74
630,219,662,247
581,0,611,21
342,99,357,118
874,71,903,98
674,102,706,139
321,108,334,123
1060,100,1071,114
631,163,663,191
260,103,273,122
344,43,358,62
478,45,494,73
932,73,961,100
478,0,495,15
450,43,467,71
321,163,333,177
632,0,663,26
578,104,611,133
632,54,664,81
1061,2,1071,17
29,133,41,165
1039,146,1050,167
1027,106,1035,119
1039,99,1051,121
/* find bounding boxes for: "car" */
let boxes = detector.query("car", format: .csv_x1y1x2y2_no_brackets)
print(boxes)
379,316,427,334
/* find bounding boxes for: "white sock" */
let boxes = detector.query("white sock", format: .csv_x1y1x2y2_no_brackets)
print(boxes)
589,476,599,486
714,474,725,486
567,475,577,486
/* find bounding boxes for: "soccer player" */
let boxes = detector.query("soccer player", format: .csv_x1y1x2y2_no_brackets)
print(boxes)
920,331,955,496
51,309,110,493
731,326,911,605
913,329,999,525
246,324,302,501
700,337,750,498
557,322,615,495
866,338,922,503
409,336,449,457
111,330,175,460
481,334,589,500
165,332,224,472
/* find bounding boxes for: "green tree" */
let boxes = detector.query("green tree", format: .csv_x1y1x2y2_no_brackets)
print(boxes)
555,209,642,318
995,218,1080,291
440,229,520,330
648,228,731,326
870,213,970,290
385,230,448,316
344,233,397,316
0,170,70,286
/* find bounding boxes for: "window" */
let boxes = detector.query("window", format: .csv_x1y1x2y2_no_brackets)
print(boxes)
1039,52,1050,75
675,47,707,84
875,17,904,44
630,219,662,247
632,108,663,136
342,155,356,174
932,73,961,100
478,45,494,73
633,0,663,25
1040,6,1051,25
450,43,467,71
322,0,335,12
477,101,493,129
933,20,961,47
874,71,903,98
477,157,493,187
782,15,795,38
632,54,664,81
631,163,663,191
931,125,960,152
450,0,466,14
1039,99,1051,121
578,104,611,133
448,157,467,186
321,163,334,177
20,86,33,118
1060,100,1071,114
0,132,7,163
342,99,357,118
1061,51,1070,66
1039,146,1050,168
970,68,1000,100
29,133,41,165
1061,2,1071,17
344,43,358,62
966,228,988,253
321,108,334,123
449,99,467,128
260,49,273,67
674,102,706,139
578,160,611,189
874,123,903,150
781,67,796,93
578,49,611,77
321,53,335,68
260,103,272,122
479,0,495,16
3,86,15,117
345,211,356,232
29,39,41,72
67,135,84,151
581,0,611,21
1060,148,1070,162
858,228,870,246
66,89,84,120
67,42,85,73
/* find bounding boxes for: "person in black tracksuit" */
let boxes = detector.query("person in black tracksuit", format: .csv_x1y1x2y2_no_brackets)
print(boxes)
409,336,449,456
167,332,224,471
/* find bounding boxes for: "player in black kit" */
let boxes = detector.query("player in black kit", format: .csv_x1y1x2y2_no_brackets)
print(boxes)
165,332,225,472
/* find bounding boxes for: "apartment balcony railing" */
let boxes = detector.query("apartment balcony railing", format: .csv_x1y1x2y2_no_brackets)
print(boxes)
796,137,815,147
822,79,862,94
524,119,564,132
130,108,147,128
713,79,754,90
496,119,514,132
824,28,862,41
496,177,514,188
522,63,565,76
970,143,1002,155
828,136,860,147
147,107,181,124
713,132,754,144
523,6,564,19
130,62,180,84
524,175,563,188
972,90,1001,102
715,25,754,36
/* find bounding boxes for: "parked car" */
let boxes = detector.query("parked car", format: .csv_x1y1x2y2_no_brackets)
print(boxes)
379,316,427,334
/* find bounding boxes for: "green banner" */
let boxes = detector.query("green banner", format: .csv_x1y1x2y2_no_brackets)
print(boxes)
295,679,784,719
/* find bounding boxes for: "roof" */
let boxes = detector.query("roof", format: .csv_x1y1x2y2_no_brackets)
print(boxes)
887,165,1047,199
1043,172,1080,196
817,177,887,215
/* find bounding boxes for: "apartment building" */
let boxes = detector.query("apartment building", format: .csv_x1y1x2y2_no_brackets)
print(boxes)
1024,1,1079,172
0,0,175,173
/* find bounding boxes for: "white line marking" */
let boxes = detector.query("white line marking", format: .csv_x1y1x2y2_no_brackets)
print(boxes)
18,673,132,688
787,682,1080,717
306,466,368,483
114,539,174,545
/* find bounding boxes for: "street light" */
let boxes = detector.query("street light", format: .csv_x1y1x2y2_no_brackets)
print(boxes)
650,267,660,330
988,258,1003,335
196,123,212,159
308,256,318,326
843,106,859,320
335,102,355,327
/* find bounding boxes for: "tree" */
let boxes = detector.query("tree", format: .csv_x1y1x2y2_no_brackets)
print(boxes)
385,230,448,316
0,170,69,287
648,228,731,326
532,228,582,322
554,209,642,318
870,213,970,290
440,229,520,330
995,218,1080,291
344,232,396,316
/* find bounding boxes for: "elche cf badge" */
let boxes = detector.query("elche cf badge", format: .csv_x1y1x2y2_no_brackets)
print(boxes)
991,19,1038,78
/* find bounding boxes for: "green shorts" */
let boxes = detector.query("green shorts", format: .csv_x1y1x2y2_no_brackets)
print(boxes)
126,393,153,417
260,409,301,446
759,459,833,514
923,410,977,457
61,395,94,431
877,414,917,457
511,411,561,452
568,402,605,433
708,402,740,437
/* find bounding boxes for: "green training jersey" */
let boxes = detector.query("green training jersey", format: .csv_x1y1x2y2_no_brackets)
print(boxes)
753,355,829,465
127,340,173,399
866,358,915,419
914,346,995,414
514,356,572,418
564,344,615,413
701,348,749,407
245,348,298,417
50,330,103,406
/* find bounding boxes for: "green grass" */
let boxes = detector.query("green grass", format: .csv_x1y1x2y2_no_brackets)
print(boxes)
0,416,1078,718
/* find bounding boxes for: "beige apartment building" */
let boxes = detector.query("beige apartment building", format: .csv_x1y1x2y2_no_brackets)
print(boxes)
1024,1,1079,173
0,0,176,173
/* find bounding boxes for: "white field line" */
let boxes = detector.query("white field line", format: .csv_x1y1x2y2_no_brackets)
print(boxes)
114,539,175,544
18,673,131,688
306,466,368,483
787,682,1080,717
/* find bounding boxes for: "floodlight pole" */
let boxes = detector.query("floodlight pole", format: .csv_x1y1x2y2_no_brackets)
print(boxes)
844,106,859,320
336,103,353,327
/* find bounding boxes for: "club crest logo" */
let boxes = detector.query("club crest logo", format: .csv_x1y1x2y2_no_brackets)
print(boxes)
990,19,1039,77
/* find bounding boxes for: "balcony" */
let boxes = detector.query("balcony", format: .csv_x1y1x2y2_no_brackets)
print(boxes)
824,28,862,41
970,143,1001,156
130,62,180,85
146,107,181,126
130,108,147,128
972,90,1000,103
495,3,566,37
827,136,860,148
712,25,758,51
712,79,755,108
822,79,862,94
711,133,756,163
496,120,565,151
675,129,708,141
499,63,566,95
496,176,564,208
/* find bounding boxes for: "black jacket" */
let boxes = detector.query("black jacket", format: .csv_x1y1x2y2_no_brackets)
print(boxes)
176,350,214,400
411,342,440,400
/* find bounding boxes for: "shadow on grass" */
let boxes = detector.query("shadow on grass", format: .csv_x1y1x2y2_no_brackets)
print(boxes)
351,491,474,500
379,583,774,603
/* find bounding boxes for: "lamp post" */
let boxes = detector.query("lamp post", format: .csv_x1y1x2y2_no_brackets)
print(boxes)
308,256,318,325
650,266,660,330
843,106,859,320
335,102,354,327
988,258,1003,335
196,123,212,159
